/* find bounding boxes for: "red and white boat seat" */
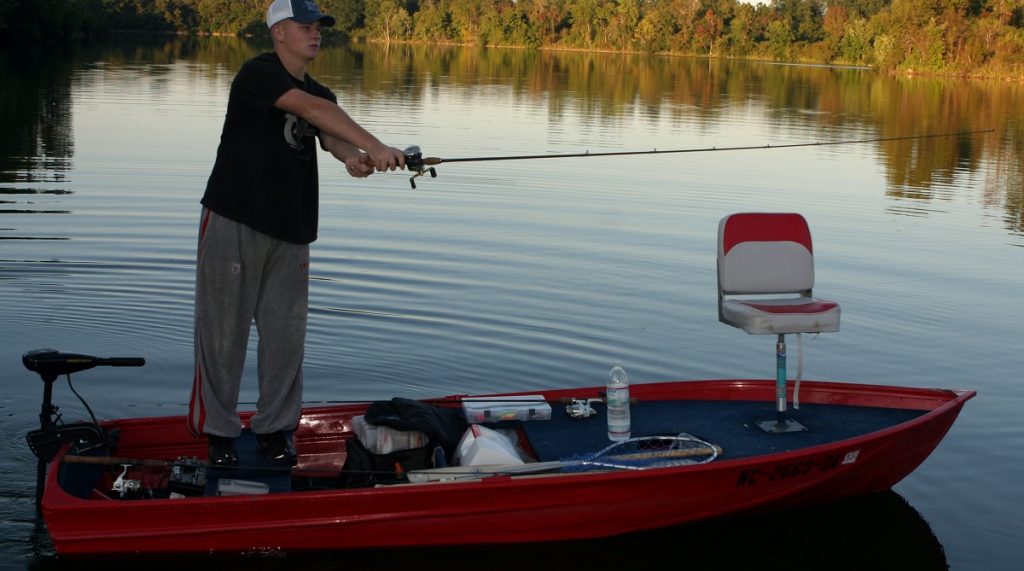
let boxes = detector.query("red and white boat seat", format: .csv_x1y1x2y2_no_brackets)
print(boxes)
717,212,840,335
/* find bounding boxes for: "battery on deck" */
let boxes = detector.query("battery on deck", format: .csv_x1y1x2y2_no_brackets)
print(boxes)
167,457,207,498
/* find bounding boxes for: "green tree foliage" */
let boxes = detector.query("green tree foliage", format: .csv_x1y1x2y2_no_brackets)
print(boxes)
633,3,676,53
773,0,824,44
564,0,612,48
365,0,412,42
412,0,454,42
724,3,770,56
497,4,542,47
0,0,106,40
840,16,873,63
604,0,642,50
831,0,889,19
518,0,570,44
194,0,264,34
766,18,794,59
2,0,1022,79
324,0,367,37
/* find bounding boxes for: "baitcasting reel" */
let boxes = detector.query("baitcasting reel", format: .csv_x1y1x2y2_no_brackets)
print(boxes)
404,146,437,189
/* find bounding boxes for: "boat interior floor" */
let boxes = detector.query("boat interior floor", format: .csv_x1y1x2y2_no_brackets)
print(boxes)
522,400,926,463
57,400,927,499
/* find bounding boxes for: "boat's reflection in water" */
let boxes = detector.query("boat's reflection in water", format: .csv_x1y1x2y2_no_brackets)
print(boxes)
30,489,946,570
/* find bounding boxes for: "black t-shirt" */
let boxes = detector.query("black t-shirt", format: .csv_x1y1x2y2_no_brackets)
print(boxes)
201,52,337,244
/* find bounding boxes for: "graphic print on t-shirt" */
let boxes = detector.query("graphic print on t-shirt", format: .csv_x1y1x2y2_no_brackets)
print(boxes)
283,113,317,151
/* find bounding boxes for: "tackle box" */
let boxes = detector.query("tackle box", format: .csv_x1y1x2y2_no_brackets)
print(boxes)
461,395,552,423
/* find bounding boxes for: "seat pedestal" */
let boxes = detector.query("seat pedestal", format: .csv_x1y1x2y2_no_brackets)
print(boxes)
757,418,806,433
755,334,806,433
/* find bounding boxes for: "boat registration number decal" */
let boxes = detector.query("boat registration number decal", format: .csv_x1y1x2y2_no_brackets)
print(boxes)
736,450,857,487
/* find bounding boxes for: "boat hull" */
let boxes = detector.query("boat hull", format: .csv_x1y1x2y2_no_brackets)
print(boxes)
39,379,974,555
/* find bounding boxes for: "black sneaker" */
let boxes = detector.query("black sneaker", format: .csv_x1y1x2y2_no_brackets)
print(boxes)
207,434,239,466
256,431,297,466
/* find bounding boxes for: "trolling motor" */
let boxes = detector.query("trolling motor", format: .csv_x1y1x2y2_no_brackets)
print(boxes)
23,349,145,507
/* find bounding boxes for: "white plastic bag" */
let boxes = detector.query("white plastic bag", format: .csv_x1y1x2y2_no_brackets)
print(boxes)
454,424,525,466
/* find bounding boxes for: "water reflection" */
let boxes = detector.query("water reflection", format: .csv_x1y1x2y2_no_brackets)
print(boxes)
1,38,1021,240
0,188,72,221
23,490,947,570
1,37,1015,569
0,49,74,243
0,50,74,185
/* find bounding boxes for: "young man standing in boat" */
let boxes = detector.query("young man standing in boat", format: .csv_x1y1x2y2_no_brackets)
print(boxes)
188,0,406,466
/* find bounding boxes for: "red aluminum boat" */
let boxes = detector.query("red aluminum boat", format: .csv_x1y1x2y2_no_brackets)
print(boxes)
22,213,975,556
23,350,973,556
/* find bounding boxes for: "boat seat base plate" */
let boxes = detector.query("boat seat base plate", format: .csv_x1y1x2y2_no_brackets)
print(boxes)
756,418,807,433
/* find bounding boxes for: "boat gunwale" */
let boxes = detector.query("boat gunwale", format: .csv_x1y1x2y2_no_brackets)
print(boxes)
41,378,974,512
36,378,975,555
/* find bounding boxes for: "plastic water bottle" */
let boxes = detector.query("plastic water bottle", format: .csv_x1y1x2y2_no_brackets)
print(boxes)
606,364,631,441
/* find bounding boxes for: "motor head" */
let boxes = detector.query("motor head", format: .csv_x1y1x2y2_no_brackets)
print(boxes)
22,349,145,381
23,349,100,381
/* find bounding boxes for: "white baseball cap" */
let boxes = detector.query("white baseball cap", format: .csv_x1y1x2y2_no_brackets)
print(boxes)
266,0,336,29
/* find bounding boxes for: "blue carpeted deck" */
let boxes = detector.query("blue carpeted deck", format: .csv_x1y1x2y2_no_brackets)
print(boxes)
519,400,925,462
204,430,292,494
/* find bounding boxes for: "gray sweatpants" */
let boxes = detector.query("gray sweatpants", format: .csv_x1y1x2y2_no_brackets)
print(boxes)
188,208,309,438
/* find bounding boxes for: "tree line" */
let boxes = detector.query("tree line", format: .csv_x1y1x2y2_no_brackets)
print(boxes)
1,0,1022,79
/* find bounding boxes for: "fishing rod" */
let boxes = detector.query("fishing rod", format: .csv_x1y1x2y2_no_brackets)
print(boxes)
401,128,994,188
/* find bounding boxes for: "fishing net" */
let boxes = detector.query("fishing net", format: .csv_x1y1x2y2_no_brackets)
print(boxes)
558,433,721,472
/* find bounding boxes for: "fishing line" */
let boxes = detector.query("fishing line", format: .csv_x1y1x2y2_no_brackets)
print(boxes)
401,128,994,188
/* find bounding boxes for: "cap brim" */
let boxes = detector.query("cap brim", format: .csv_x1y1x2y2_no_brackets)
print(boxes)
293,14,335,27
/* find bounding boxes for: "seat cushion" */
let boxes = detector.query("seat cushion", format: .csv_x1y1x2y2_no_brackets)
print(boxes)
721,297,840,335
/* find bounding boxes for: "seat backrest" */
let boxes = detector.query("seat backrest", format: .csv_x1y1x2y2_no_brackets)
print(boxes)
718,212,815,296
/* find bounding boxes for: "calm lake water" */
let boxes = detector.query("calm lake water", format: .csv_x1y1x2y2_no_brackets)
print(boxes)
1,36,1022,569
